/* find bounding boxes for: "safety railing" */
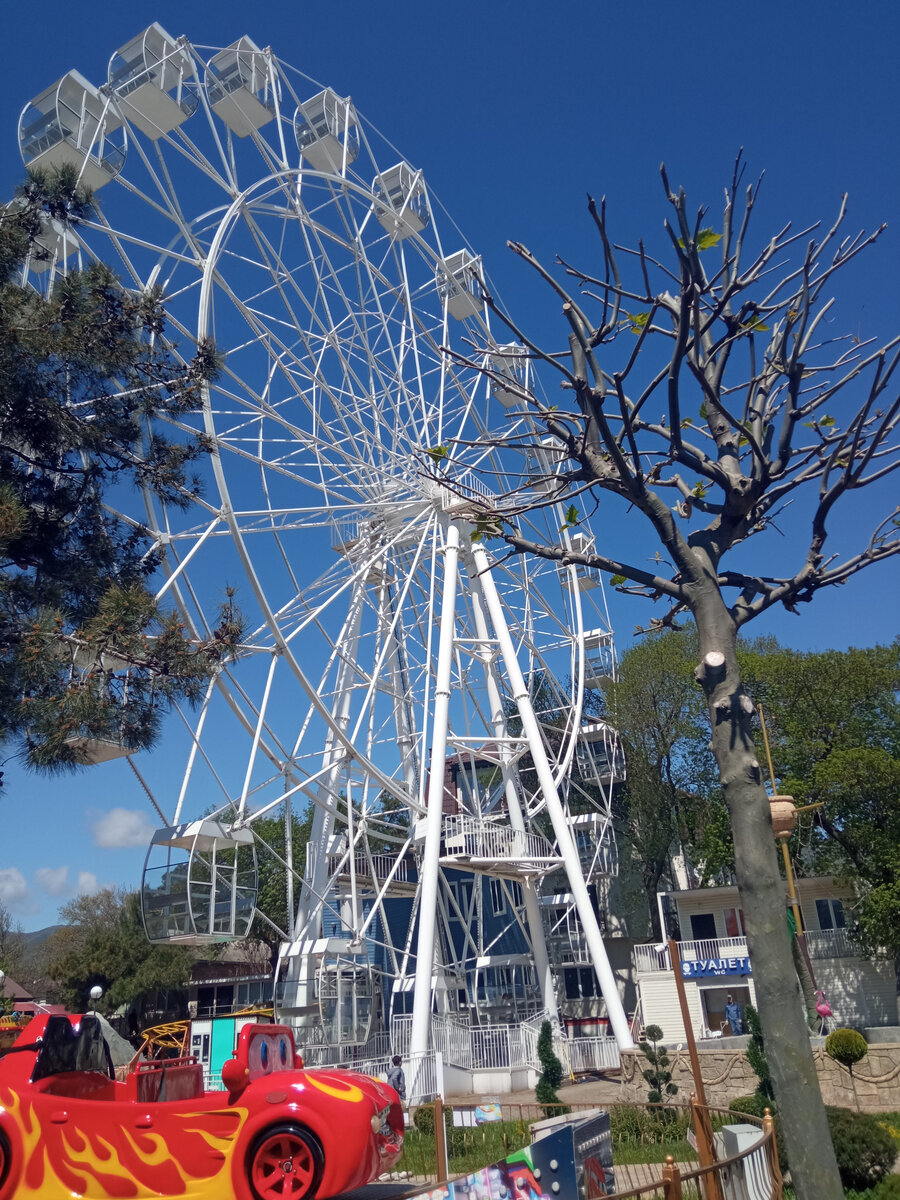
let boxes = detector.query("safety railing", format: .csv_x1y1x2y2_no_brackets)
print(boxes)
634,937,749,974
441,814,557,863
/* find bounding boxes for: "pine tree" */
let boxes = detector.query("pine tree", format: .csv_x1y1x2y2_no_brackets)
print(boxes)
0,168,241,779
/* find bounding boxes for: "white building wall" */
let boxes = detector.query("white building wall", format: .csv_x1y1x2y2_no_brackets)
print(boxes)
637,972,759,1043
814,957,899,1029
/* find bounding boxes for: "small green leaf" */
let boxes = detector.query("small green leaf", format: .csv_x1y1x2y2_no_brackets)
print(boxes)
627,312,650,334
738,436,748,447
610,573,627,586
565,504,579,527
678,228,722,252
425,445,448,462
699,402,709,420
692,481,709,499
819,415,836,428
470,530,482,542
740,316,770,333
680,417,693,428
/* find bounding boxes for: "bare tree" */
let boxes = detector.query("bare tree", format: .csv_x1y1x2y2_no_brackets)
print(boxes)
439,155,899,1200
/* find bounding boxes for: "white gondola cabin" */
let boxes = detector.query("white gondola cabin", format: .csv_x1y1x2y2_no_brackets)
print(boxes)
141,818,257,944
108,23,197,139
436,249,484,320
490,343,530,408
570,813,619,878
205,37,275,136
583,629,615,688
294,88,360,174
317,952,377,1046
560,531,600,592
13,210,80,277
373,162,428,238
19,71,125,191
575,722,626,788
472,955,541,1026
526,436,567,495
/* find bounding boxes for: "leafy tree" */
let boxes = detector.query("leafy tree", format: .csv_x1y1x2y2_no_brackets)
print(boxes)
744,1003,774,1102
47,886,196,1021
446,157,900,1198
606,630,727,928
249,805,315,967
740,639,900,953
638,1023,678,1105
0,901,25,980
0,168,241,779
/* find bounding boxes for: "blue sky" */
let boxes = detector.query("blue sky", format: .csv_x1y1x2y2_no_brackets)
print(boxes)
1,0,898,934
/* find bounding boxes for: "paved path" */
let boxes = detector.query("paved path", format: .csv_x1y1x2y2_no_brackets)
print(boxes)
446,1073,626,1109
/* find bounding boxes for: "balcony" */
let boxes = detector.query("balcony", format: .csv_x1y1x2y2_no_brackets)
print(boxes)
804,927,881,960
634,936,749,975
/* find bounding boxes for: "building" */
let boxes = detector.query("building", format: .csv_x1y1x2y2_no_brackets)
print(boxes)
633,877,898,1041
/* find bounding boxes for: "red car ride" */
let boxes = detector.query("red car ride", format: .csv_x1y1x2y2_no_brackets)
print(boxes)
0,1013,403,1200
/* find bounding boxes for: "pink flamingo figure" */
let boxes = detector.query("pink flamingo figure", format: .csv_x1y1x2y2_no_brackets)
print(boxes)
815,989,833,1034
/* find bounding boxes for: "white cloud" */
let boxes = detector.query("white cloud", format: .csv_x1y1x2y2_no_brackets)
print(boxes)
35,866,69,896
76,871,100,896
92,808,154,850
0,867,30,908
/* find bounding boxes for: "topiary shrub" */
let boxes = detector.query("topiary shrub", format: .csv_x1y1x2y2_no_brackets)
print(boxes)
412,1103,454,1137
728,1094,769,1120
775,1106,896,1193
638,1024,677,1105
825,1027,868,1071
535,1020,568,1116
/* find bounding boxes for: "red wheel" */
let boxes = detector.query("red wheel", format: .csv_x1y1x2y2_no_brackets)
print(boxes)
249,1124,323,1200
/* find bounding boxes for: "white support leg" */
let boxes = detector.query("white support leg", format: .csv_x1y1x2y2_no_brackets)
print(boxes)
466,554,558,1023
471,541,635,1051
410,522,461,1060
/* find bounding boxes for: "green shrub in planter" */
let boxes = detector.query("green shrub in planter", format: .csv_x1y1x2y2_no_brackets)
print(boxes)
825,1027,868,1071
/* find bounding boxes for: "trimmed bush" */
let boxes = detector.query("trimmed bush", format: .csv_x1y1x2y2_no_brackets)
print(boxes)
412,1104,454,1136
775,1106,896,1192
728,1095,770,1120
639,1024,678,1106
825,1027,868,1070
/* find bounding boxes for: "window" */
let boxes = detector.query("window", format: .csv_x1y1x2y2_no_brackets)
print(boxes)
490,878,506,917
690,913,717,940
723,908,746,937
563,968,581,1000
815,898,846,931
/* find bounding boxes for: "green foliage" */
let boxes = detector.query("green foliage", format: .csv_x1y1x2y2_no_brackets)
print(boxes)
868,1176,900,1200
248,805,315,964
638,1024,678,1105
46,887,196,1019
535,1019,568,1115
411,1103,454,1137
825,1028,868,1070
728,1094,770,1119
740,638,900,953
0,170,237,778
823,1107,896,1192
744,1003,775,1101
677,228,722,251
609,1104,691,1147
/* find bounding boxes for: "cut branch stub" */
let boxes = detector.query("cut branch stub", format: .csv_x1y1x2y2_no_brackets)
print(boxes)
694,650,726,687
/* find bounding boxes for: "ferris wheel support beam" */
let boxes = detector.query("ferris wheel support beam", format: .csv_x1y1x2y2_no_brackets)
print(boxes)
470,541,635,1052
410,521,462,1062
466,554,558,1025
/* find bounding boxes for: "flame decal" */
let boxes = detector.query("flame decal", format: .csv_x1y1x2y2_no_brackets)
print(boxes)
1,1085,247,1198
305,1072,365,1103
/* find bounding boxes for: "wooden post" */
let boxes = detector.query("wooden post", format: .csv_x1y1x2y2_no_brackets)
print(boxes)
432,1095,449,1182
763,1108,783,1198
662,1155,682,1200
669,939,724,1200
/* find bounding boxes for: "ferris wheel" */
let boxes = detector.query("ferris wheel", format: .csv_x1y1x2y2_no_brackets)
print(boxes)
17,26,633,1053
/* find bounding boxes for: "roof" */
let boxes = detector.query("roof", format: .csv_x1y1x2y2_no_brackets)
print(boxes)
0,975,33,1001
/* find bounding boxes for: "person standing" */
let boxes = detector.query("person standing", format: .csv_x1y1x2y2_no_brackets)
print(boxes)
724,994,744,1035
387,1054,406,1101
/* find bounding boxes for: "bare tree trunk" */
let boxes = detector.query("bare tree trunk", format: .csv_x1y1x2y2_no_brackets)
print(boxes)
691,585,842,1200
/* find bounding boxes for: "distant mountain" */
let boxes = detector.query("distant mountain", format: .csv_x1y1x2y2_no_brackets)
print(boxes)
22,925,63,949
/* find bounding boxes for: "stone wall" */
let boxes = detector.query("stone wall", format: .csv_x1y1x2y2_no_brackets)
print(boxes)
619,1043,900,1112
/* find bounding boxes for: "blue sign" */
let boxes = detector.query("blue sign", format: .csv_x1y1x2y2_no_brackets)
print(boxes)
681,956,751,978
